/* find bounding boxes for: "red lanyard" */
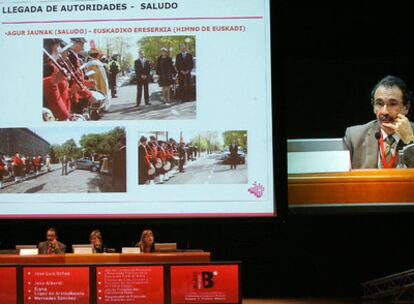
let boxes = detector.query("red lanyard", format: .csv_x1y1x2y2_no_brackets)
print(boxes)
379,133,398,168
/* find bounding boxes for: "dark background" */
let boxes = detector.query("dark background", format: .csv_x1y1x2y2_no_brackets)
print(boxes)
3,0,414,300
278,0,414,139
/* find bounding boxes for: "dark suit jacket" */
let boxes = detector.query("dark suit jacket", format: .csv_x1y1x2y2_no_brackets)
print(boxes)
229,144,239,156
175,52,193,72
134,58,151,84
38,241,66,254
344,120,414,168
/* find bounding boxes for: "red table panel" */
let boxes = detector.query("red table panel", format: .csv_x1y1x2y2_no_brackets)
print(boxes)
171,264,239,304
23,266,90,304
96,266,164,304
0,267,17,304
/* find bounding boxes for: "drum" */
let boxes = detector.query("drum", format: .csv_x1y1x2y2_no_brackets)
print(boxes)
70,113,87,121
90,89,105,110
42,107,55,121
155,158,163,169
163,161,172,171
148,164,156,175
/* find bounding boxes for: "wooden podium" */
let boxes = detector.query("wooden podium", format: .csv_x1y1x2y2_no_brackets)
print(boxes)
289,169,414,205
0,252,211,264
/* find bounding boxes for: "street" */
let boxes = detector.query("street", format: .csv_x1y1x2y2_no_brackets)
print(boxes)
162,153,247,184
0,164,115,193
102,80,196,120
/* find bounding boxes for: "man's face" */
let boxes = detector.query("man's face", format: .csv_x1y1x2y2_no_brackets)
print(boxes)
47,230,57,242
73,41,85,53
139,51,144,59
181,45,187,53
373,85,409,135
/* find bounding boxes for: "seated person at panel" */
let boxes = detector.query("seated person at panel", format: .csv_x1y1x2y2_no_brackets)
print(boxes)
136,229,155,253
38,227,66,254
344,75,414,168
90,229,106,253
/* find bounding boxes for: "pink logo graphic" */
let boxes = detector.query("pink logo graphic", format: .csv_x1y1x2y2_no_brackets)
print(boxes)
248,182,265,198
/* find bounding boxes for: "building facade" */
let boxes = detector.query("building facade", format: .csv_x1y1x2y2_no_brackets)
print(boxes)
0,128,50,157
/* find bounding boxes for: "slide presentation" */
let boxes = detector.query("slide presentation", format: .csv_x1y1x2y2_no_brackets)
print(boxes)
0,0,274,218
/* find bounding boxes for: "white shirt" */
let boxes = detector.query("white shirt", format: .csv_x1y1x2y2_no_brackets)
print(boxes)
139,57,146,66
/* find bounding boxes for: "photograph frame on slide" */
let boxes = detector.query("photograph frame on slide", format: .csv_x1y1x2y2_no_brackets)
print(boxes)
0,0,281,221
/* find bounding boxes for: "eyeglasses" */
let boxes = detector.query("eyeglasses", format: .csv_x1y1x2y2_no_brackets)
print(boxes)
374,100,403,110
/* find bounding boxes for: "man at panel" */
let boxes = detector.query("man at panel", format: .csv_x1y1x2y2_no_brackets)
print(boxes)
90,229,106,253
344,75,414,168
38,227,66,254
136,229,155,253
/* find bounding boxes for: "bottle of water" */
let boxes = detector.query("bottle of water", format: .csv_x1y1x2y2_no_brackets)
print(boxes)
396,150,407,168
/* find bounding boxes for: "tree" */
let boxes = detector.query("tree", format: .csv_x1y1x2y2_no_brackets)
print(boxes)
95,37,133,74
53,139,81,160
49,144,61,163
138,36,196,67
189,131,221,153
223,131,247,150
79,127,126,159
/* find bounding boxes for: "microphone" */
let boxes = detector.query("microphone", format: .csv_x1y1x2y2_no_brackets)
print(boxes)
375,132,381,140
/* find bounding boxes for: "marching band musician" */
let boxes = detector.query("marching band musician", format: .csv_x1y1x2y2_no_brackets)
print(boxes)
0,152,5,189
148,136,159,184
86,48,110,100
33,155,43,176
43,38,72,121
178,140,186,173
68,37,98,115
157,141,168,182
138,135,194,185
12,152,24,183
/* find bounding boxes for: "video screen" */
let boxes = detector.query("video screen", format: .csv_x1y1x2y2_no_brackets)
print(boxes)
287,63,414,209
0,0,274,218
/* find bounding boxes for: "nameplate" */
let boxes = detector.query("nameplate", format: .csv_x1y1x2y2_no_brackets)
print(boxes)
19,249,39,255
121,247,141,254
73,247,93,254
288,151,351,174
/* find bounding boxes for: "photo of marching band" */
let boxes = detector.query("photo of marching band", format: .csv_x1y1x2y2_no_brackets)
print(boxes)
0,127,126,193
138,131,248,185
42,36,196,122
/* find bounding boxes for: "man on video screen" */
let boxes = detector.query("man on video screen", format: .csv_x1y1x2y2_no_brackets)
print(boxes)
344,75,414,168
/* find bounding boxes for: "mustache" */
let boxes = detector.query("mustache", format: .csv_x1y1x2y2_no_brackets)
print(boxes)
379,114,395,123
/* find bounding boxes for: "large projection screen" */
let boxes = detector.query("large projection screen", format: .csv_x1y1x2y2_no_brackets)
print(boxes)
0,0,274,218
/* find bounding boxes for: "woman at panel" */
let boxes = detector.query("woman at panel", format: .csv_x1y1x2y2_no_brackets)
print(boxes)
90,229,106,253
136,229,155,253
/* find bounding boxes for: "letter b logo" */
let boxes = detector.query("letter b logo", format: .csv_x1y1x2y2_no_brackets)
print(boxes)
202,272,214,288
